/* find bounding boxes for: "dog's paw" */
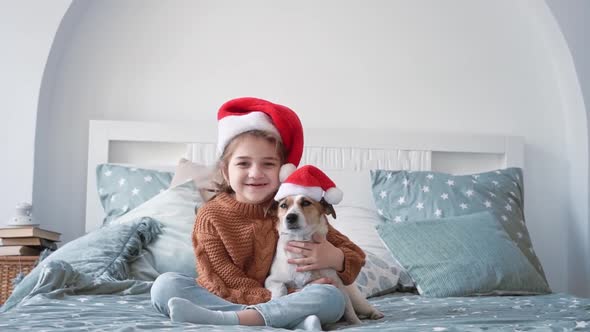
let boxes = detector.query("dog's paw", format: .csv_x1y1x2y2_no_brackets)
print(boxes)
346,316,363,325
369,310,384,320
270,289,287,299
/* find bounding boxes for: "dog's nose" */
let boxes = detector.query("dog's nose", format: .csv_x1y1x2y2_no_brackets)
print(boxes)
286,213,298,224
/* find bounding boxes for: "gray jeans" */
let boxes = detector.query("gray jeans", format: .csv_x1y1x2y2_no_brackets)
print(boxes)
150,272,346,329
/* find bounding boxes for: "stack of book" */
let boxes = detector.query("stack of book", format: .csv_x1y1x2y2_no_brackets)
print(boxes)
0,226,61,256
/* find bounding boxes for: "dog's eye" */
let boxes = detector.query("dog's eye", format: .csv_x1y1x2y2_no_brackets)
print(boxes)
301,200,311,207
279,203,288,209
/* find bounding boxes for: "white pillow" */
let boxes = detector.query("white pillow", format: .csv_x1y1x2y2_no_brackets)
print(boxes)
113,179,203,280
330,205,415,293
329,206,386,258
325,170,376,210
323,170,416,292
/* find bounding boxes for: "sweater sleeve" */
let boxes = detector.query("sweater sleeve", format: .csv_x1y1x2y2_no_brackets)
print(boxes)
194,214,271,305
326,222,366,285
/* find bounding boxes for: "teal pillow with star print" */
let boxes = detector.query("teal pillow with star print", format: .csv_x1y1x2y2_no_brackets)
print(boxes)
96,164,173,226
370,167,549,286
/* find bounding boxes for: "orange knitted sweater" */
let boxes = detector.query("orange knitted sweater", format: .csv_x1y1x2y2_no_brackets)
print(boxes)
193,192,366,305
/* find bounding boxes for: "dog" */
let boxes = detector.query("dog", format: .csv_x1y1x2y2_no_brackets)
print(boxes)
264,194,384,325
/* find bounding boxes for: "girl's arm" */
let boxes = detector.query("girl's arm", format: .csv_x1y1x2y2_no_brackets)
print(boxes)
325,223,366,285
196,231,272,304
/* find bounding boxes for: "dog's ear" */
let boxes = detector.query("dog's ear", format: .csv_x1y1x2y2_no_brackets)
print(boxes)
265,200,279,218
320,198,337,219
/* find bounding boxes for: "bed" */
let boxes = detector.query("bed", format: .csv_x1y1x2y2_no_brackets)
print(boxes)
1,120,588,331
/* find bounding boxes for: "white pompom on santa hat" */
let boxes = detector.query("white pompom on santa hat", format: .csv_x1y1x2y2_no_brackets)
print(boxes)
274,165,344,205
217,97,304,181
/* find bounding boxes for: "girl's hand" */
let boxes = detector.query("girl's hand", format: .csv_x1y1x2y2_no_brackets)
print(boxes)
286,233,345,272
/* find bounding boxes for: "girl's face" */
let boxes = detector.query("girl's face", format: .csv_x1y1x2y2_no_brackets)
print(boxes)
223,135,281,204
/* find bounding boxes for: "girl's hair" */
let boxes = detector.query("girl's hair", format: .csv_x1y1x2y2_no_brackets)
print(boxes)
212,129,286,196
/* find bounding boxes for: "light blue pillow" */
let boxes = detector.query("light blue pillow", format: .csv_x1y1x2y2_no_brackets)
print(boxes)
370,167,547,282
376,212,551,297
96,164,173,225
0,217,160,312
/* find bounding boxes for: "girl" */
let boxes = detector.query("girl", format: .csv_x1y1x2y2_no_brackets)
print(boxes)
151,97,366,330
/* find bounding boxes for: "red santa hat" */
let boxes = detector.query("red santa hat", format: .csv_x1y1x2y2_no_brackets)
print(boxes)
274,165,343,204
217,97,304,181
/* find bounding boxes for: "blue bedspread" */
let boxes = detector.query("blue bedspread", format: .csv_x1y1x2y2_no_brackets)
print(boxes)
2,291,589,331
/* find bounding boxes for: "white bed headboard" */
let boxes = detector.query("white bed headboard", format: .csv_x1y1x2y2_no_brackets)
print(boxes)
86,120,524,233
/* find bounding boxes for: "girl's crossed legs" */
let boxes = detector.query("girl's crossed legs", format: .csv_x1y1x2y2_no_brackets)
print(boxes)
150,272,346,330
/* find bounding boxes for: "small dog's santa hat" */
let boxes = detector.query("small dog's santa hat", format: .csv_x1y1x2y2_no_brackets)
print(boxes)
274,165,343,204
217,97,304,181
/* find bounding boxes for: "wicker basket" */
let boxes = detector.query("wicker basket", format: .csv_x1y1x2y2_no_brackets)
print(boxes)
0,255,39,304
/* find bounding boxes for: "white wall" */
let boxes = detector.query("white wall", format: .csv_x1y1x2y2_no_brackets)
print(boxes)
545,0,590,298
0,1,71,226
22,0,588,295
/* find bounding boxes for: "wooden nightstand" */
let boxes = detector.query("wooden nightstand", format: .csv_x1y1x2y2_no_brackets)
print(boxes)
0,255,39,304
